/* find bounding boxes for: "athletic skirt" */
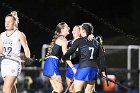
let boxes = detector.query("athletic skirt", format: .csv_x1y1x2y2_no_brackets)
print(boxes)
66,64,79,80
1,59,21,78
75,67,99,81
43,56,61,77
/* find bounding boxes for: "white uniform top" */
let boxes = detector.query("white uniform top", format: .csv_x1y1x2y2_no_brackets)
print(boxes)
1,29,21,57
1,29,22,77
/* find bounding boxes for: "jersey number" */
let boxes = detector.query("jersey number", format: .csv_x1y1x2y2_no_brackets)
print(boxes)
89,47,94,59
3,47,12,56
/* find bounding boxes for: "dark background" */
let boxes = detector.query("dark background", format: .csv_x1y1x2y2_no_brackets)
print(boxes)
0,0,140,60
0,0,139,91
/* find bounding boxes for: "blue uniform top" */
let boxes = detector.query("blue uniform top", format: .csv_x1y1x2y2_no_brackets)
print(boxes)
50,44,63,59
62,37,106,72
68,40,79,64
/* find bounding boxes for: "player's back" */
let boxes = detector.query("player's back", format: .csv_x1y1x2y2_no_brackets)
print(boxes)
78,37,99,69
87,38,100,61
50,43,63,59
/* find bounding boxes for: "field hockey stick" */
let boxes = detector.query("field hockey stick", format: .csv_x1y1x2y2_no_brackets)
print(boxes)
0,55,24,63
0,54,34,65
64,79,74,93
102,75,130,90
34,58,46,62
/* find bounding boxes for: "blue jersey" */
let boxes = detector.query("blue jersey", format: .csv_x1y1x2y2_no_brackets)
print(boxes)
62,37,106,72
50,44,63,59
66,40,79,80
43,43,63,76
68,40,79,64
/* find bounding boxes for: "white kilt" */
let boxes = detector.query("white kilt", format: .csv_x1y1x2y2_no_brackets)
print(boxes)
1,59,22,78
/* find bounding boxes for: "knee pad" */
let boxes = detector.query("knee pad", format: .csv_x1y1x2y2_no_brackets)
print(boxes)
76,91,82,93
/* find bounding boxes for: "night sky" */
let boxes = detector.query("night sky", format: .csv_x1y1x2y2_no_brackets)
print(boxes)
0,0,140,59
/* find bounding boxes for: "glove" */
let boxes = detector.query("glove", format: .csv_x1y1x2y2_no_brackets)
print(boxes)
0,56,3,62
0,54,4,62
24,58,34,65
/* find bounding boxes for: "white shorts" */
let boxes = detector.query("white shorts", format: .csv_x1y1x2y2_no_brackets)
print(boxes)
1,59,22,78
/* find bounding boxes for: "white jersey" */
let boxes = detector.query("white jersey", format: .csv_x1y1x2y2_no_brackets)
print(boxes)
1,30,21,57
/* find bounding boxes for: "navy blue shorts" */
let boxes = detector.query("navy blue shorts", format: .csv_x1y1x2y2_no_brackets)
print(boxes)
75,67,98,81
66,64,79,80
43,56,61,77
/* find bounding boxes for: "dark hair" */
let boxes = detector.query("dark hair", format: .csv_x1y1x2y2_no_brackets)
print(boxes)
46,22,66,57
81,23,94,36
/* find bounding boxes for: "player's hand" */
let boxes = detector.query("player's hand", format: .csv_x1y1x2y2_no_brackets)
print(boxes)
101,72,107,79
0,55,3,62
87,34,94,41
24,58,34,65
72,67,77,74
0,54,4,62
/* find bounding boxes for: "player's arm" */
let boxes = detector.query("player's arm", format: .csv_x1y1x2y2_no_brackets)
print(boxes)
61,38,68,55
61,38,78,73
56,37,74,69
87,34,94,41
62,38,80,61
98,43,109,86
18,32,30,58
99,44,106,74
0,33,3,54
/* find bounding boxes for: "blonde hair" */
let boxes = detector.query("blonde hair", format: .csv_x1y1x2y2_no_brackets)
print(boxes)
46,22,66,57
6,11,19,28
10,11,19,28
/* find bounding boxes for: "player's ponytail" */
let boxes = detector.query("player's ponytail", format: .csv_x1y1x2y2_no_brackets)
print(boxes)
46,31,59,57
96,35,105,53
46,22,66,57
10,11,19,28
96,36,103,45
